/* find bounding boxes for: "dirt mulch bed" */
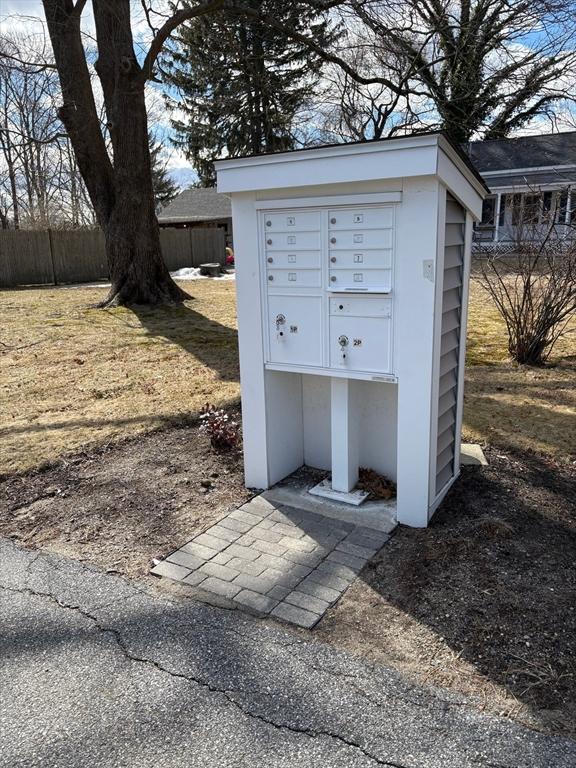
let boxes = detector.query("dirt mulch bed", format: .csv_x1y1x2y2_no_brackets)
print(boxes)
0,428,574,737
0,415,251,578
317,448,576,738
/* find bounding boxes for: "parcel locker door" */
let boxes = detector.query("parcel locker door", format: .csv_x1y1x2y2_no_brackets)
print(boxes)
329,315,393,374
268,295,322,367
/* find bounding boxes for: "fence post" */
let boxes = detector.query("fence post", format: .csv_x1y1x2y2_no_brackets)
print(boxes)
188,226,194,267
46,227,58,285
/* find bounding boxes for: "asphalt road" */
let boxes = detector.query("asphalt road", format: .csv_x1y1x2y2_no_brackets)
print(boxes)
1,539,574,768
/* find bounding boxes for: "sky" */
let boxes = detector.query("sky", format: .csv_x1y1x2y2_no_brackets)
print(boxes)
0,0,198,187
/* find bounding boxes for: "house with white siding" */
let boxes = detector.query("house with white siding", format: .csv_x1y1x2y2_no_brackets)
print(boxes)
464,132,576,245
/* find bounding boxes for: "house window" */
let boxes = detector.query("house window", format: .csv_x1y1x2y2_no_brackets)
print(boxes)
480,196,496,226
542,191,554,221
510,193,540,226
523,194,541,224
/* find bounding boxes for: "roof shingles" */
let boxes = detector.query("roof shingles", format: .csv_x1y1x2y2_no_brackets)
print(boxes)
159,187,231,223
464,132,576,173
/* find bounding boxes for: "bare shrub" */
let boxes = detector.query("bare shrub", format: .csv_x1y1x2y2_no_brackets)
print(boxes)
476,214,576,366
199,404,240,450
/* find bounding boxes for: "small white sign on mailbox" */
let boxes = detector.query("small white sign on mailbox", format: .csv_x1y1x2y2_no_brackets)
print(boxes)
216,133,487,527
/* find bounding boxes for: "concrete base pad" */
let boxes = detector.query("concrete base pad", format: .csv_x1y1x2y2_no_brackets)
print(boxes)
461,443,488,466
309,479,370,506
264,483,396,534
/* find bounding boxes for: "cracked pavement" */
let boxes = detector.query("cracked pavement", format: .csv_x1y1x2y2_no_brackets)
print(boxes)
1,540,574,768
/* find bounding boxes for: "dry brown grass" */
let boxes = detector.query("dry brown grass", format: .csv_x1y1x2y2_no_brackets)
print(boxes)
1,277,574,475
0,281,240,475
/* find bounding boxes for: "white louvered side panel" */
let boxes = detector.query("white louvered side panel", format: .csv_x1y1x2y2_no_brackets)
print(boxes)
435,193,465,496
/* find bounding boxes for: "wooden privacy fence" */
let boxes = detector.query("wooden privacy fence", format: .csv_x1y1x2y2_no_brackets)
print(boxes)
0,227,226,287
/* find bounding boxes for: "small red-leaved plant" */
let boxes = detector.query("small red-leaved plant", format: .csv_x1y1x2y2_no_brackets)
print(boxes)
199,404,240,450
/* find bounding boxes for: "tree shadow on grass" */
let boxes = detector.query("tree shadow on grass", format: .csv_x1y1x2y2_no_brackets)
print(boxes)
132,303,239,383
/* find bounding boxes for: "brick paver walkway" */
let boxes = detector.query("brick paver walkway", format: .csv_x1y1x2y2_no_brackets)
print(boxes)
151,495,392,628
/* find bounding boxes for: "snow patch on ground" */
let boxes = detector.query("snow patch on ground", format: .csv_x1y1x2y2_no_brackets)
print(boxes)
56,267,235,289
171,267,235,281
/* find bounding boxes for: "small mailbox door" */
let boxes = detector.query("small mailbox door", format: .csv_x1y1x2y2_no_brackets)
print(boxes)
266,251,320,269
265,231,320,251
328,229,393,250
328,207,394,230
328,269,392,292
267,269,321,288
329,249,392,270
264,211,320,232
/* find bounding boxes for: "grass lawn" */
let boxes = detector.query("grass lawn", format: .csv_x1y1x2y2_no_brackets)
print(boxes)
1,277,574,475
1,280,240,475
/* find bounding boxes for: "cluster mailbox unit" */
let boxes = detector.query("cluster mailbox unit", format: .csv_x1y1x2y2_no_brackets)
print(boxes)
216,132,487,528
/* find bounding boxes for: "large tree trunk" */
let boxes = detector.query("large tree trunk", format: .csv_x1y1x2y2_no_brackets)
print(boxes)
42,0,189,307
101,123,189,304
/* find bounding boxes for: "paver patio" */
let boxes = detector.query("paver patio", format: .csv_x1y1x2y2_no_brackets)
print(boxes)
151,495,393,627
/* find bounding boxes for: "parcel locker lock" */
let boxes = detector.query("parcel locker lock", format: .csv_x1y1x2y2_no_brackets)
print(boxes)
338,335,349,360
275,314,286,338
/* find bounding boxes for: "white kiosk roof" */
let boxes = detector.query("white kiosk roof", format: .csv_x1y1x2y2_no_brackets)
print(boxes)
216,132,488,220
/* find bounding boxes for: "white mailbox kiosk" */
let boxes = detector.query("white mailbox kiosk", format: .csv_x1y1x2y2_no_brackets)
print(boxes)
216,132,487,527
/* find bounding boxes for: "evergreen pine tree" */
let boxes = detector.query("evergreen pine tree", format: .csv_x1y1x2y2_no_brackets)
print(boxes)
163,2,338,186
149,133,180,211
